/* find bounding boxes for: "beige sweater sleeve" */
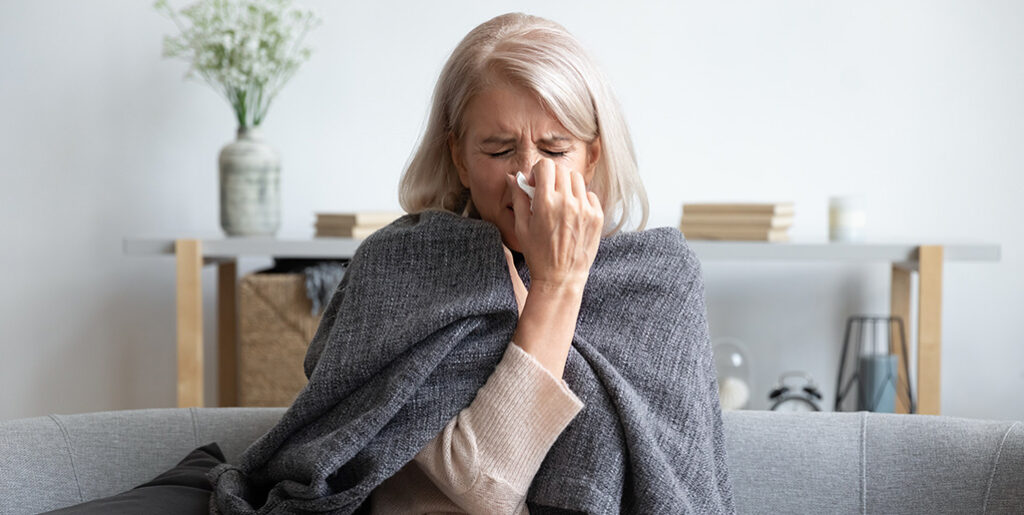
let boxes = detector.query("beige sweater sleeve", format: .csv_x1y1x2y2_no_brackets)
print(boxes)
411,341,585,514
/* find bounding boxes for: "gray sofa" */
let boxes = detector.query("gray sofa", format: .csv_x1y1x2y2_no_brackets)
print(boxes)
1,408,1021,514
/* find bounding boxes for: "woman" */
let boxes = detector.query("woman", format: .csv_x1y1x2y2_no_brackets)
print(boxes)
210,11,733,515
369,10,715,514
371,11,632,512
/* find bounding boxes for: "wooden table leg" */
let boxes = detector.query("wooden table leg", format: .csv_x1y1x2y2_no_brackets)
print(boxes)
217,260,238,407
175,239,204,408
890,264,912,414
917,246,944,415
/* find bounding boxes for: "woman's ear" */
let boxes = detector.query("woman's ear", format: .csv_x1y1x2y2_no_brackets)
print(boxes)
584,136,602,183
448,133,470,188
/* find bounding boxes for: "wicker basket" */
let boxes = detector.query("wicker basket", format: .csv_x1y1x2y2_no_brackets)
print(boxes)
238,272,323,407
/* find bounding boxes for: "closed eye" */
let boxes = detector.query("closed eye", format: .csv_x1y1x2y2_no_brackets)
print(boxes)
487,150,568,158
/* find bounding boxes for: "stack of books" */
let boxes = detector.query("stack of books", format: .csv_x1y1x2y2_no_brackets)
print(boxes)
314,211,404,239
679,202,794,242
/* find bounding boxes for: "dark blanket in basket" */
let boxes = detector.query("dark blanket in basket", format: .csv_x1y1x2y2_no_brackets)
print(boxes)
208,209,735,514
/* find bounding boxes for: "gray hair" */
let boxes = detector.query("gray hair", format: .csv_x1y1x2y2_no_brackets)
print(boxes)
398,12,648,235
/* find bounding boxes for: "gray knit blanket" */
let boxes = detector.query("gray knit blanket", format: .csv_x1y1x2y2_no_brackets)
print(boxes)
208,209,735,514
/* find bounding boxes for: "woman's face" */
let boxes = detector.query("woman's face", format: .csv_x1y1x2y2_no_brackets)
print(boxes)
449,83,600,252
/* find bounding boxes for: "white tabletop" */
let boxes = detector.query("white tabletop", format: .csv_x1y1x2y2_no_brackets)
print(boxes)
123,236,1001,263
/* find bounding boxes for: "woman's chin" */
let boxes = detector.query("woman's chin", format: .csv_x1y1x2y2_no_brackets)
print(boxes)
485,209,521,252
501,232,522,253
498,221,521,252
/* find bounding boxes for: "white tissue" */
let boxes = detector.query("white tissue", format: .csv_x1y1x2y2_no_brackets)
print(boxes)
515,171,535,200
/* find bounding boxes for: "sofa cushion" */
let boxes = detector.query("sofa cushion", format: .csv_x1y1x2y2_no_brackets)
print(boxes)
41,442,224,514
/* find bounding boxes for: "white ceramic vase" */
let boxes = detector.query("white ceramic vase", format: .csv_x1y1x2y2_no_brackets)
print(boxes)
218,126,281,237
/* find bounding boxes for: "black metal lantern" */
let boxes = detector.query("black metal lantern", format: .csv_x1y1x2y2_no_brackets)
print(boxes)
835,316,916,413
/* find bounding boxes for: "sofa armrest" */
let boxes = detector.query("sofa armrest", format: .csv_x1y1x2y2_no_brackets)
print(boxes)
722,411,1024,514
0,407,285,514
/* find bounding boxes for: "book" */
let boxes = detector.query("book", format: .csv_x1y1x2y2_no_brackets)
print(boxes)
314,211,404,227
680,213,794,228
679,224,790,242
682,202,795,216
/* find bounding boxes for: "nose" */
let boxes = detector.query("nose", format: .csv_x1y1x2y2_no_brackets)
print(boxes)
511,149,542,180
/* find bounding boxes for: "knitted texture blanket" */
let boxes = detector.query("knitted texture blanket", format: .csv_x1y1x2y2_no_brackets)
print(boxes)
208,210,735,514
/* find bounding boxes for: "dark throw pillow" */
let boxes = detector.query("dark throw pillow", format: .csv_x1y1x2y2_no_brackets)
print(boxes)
43,442,226,514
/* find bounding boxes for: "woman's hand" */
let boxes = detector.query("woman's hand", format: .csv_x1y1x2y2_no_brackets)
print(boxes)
507,159,604,292
505,158,603,378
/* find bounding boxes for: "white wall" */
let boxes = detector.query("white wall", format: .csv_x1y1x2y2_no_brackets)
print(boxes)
2,1,1021,421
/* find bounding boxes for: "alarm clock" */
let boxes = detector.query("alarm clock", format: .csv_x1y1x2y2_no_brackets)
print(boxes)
768,371,823,412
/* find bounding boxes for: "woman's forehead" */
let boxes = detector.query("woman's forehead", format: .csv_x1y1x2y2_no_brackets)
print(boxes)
478,133,573,145
465,85,566,127
464,106,575,144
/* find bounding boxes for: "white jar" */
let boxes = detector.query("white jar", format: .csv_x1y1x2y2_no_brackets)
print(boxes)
829,195,866,242
219,125,282,237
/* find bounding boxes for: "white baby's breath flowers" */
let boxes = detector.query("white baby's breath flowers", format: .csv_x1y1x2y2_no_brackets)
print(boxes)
155,0,322,128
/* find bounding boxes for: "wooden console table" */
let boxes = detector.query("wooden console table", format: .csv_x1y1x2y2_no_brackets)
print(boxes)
123,237,1000,415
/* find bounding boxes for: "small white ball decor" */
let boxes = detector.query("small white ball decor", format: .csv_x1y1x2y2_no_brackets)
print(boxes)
718,376,751,411
712,337,753,410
